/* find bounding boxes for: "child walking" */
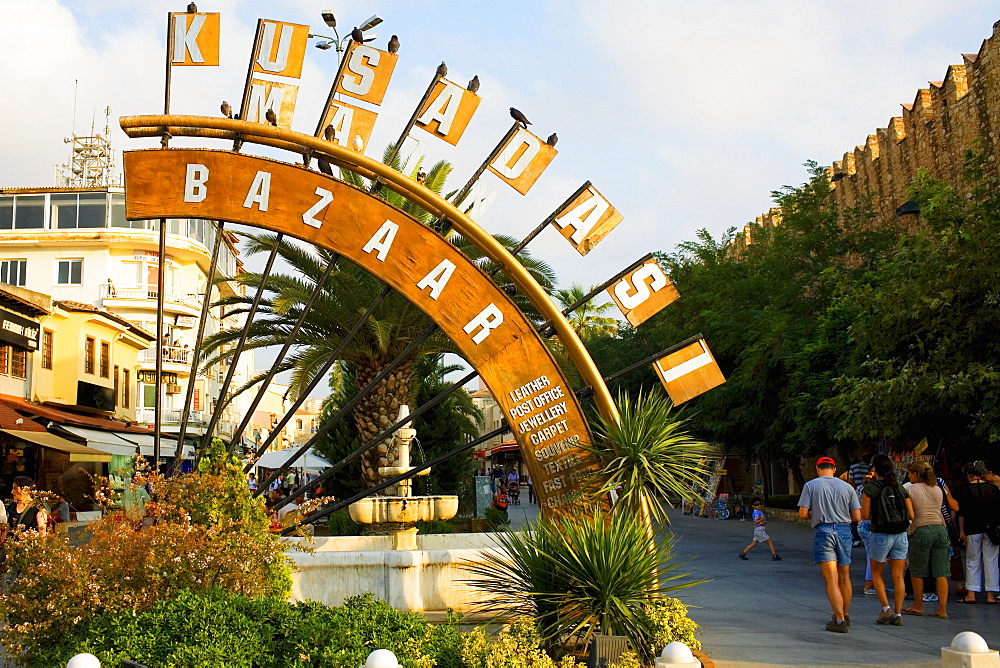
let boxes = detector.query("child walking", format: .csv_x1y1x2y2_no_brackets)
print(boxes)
739,499,782,561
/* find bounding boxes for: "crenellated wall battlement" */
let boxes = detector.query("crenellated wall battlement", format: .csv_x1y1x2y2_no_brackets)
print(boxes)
740,20,1000,247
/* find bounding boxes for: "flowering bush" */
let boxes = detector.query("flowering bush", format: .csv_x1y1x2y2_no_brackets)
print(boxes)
642,597,701,654
0,448,292,664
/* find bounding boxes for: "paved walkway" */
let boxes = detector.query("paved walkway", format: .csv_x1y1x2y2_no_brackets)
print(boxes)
665,507,999,667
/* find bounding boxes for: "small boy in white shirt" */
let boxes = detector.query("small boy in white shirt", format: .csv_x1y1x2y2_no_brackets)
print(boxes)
739,499,782,561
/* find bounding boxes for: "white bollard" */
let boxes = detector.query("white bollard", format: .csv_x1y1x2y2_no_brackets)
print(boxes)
655,641,701,668
360,648,402,668
66,654,101,668
941,632,1000,668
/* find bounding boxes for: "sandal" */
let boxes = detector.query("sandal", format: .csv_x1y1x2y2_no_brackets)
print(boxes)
958,598,976,604
901,606,924,616
929,612,949,618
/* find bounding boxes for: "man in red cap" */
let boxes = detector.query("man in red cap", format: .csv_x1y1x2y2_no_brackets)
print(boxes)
798,456,862,633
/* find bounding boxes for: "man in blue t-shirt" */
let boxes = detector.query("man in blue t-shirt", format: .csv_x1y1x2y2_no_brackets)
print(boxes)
799,456,862,633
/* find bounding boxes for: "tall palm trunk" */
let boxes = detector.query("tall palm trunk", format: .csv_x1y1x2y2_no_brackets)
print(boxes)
353,360,415,490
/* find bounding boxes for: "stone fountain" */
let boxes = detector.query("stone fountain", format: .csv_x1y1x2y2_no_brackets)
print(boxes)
289,406,492,617
347,406,458,550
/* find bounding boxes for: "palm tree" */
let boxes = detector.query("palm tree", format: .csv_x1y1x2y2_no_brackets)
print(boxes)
206,145,554,488
554,284,619,341
583,390,710,527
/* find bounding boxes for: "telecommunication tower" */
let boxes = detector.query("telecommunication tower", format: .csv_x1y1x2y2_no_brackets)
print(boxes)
55,106,122,187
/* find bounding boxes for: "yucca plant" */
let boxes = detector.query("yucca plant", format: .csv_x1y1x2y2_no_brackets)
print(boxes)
466,509,702,660
585,390,710,527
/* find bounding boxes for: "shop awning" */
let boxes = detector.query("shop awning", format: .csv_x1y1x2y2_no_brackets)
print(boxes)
113,431,191,458
0,428,112,463
56,425,139,456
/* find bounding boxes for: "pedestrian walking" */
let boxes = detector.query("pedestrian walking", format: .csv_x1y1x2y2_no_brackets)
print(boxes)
797,456,861,633
843,453,872,546
861,454,913,626
954,460,1000,604
739,499,781,560
903,460,957,617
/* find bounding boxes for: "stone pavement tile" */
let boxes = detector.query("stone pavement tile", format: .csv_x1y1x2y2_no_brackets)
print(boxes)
662,507,999,667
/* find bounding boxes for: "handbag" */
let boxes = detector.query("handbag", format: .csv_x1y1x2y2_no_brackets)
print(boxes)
986,522,1000,546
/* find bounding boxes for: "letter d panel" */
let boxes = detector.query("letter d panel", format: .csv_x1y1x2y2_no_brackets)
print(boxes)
415,79,481,146
653,339,726,405
170,13,221,66
336,43,398,106
607,257,679,327
487,127,556,195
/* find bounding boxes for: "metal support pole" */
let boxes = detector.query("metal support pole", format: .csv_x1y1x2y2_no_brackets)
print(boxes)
162,13,174,147
153,218,168,466
228,254,340,453
375,67,446,186
574,333,706,399
170,221,225,471
244,284,394,471
199,234,283,456
272,369,477,511
234,20,265,150
313,45,353,137
254,322,439,495
510,181,593,256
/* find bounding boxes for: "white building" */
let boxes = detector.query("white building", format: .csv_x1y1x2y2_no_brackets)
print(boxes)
0,186,256,444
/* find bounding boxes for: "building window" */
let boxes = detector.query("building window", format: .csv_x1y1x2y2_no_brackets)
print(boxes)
10,348,26,379
0,260,26,287
100,341,110,378
57,259,83,285
41,330,53,369
114,365,119,406
0,195,44,230
123,369,130,408
0,345,8,374
85,337,95,374
51,193,107,229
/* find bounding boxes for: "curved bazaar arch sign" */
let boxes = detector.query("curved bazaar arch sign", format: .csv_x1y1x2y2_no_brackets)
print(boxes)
124,148,595,510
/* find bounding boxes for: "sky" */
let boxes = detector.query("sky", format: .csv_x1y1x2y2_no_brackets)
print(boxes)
2,0,998,308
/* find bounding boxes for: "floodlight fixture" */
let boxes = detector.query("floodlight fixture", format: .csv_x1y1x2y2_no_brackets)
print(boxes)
321,10,337,29
362,33,378,43
316,40,334,50
359,15,382,31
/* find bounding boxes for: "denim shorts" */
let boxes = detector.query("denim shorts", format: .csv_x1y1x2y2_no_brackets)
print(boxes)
813,523,852,565
868,531,908,562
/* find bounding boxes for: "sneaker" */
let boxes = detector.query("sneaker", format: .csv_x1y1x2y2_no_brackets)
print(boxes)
876,609,893,625
852,540,863,548
889,614,902,626
772,554,782,561
738,552,748,560
845,614,851,627
864,589,877,595
825,619,848,633
923,594,939,602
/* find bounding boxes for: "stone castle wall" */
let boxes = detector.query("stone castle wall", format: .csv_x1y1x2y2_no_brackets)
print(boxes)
741,20,1000,245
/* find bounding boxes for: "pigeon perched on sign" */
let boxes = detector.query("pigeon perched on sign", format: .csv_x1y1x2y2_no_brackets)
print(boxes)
387,35,400,54
323,125,336,142
317,158,333,176
546,133,558,147
416,170,427,184
436,62,448,78
265,108,277,126
187,2,197,13
220,101,232,118
351,27,364,44
467,75,480,93
509,107,531,127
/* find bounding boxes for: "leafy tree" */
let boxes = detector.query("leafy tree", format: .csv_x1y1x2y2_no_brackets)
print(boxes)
553,283,620,341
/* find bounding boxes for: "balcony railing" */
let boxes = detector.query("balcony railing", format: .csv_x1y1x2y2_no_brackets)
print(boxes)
135,408,205,425
138,346,192,364
102,283,202,310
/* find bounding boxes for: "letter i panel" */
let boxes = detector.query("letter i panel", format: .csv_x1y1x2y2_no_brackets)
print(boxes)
653,339,726,405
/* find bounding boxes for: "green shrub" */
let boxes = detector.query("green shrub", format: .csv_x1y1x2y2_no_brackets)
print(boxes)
484,506,509,530
326,507,362,536
641,597,701,654
33,590,464,668
416,519,454,534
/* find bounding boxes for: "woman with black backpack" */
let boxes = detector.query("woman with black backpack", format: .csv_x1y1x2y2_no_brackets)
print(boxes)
862,454,914,626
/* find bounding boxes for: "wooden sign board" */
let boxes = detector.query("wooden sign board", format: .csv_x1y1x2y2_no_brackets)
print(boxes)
320,100,378,150
552,183,623,256
335,43,398,106
170,13,220,66
252,20,310,79
606,257,679,327
122,148,600,515
653,339,726,405
487,127,557,195
415,79,482,146
245,80,298,128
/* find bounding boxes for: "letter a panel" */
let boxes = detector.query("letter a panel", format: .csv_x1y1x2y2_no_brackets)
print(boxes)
551,183,623,256
414,79,481,146
653,339,726,405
